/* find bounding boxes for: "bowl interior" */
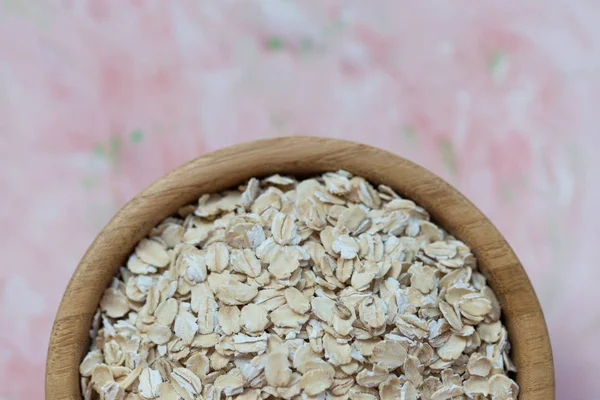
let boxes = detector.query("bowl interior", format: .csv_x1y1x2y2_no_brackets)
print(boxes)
46,137,554,400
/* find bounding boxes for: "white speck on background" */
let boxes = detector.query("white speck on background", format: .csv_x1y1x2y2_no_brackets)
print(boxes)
505,81,535,130
437,41,455,56
259,0,317,37
342,41,370,67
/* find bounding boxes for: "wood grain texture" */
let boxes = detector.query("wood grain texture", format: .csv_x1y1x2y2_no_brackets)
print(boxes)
46,137,554,399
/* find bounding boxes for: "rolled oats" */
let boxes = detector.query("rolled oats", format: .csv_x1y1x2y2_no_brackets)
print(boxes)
298,369,333,396
240,303,269,333
80,350,103,377
138,368,161,399
82,172,518,399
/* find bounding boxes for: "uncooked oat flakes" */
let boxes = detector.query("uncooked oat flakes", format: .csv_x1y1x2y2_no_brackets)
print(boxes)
81,171,519,400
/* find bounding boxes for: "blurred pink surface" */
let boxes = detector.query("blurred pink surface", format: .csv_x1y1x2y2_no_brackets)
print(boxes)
1,1,599,398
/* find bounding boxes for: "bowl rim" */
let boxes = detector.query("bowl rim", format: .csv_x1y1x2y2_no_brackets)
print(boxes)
46,137,554,399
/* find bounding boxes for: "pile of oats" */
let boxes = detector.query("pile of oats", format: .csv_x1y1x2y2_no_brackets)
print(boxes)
80,171,519,400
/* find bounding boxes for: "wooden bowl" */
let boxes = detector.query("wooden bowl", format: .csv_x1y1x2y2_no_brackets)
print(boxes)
46,137,554,399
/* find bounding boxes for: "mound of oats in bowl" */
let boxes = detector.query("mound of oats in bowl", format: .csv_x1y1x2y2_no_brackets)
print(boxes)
80,171,519,400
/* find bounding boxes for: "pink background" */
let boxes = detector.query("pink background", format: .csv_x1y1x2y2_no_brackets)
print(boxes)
1,1,599,399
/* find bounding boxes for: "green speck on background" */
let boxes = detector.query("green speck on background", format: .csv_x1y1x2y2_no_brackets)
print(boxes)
489,51,507,75
109,135,121,153
300,37,314,52
500,182,516,205
323,19,347,36
130,129,144,143
267,36,284,51
93,144,105,158
402,126,418,143
82,176,98,189
107,135,122,164
439,139,458,174
92,136,123,164
270,113,286,128
2,0,50,28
